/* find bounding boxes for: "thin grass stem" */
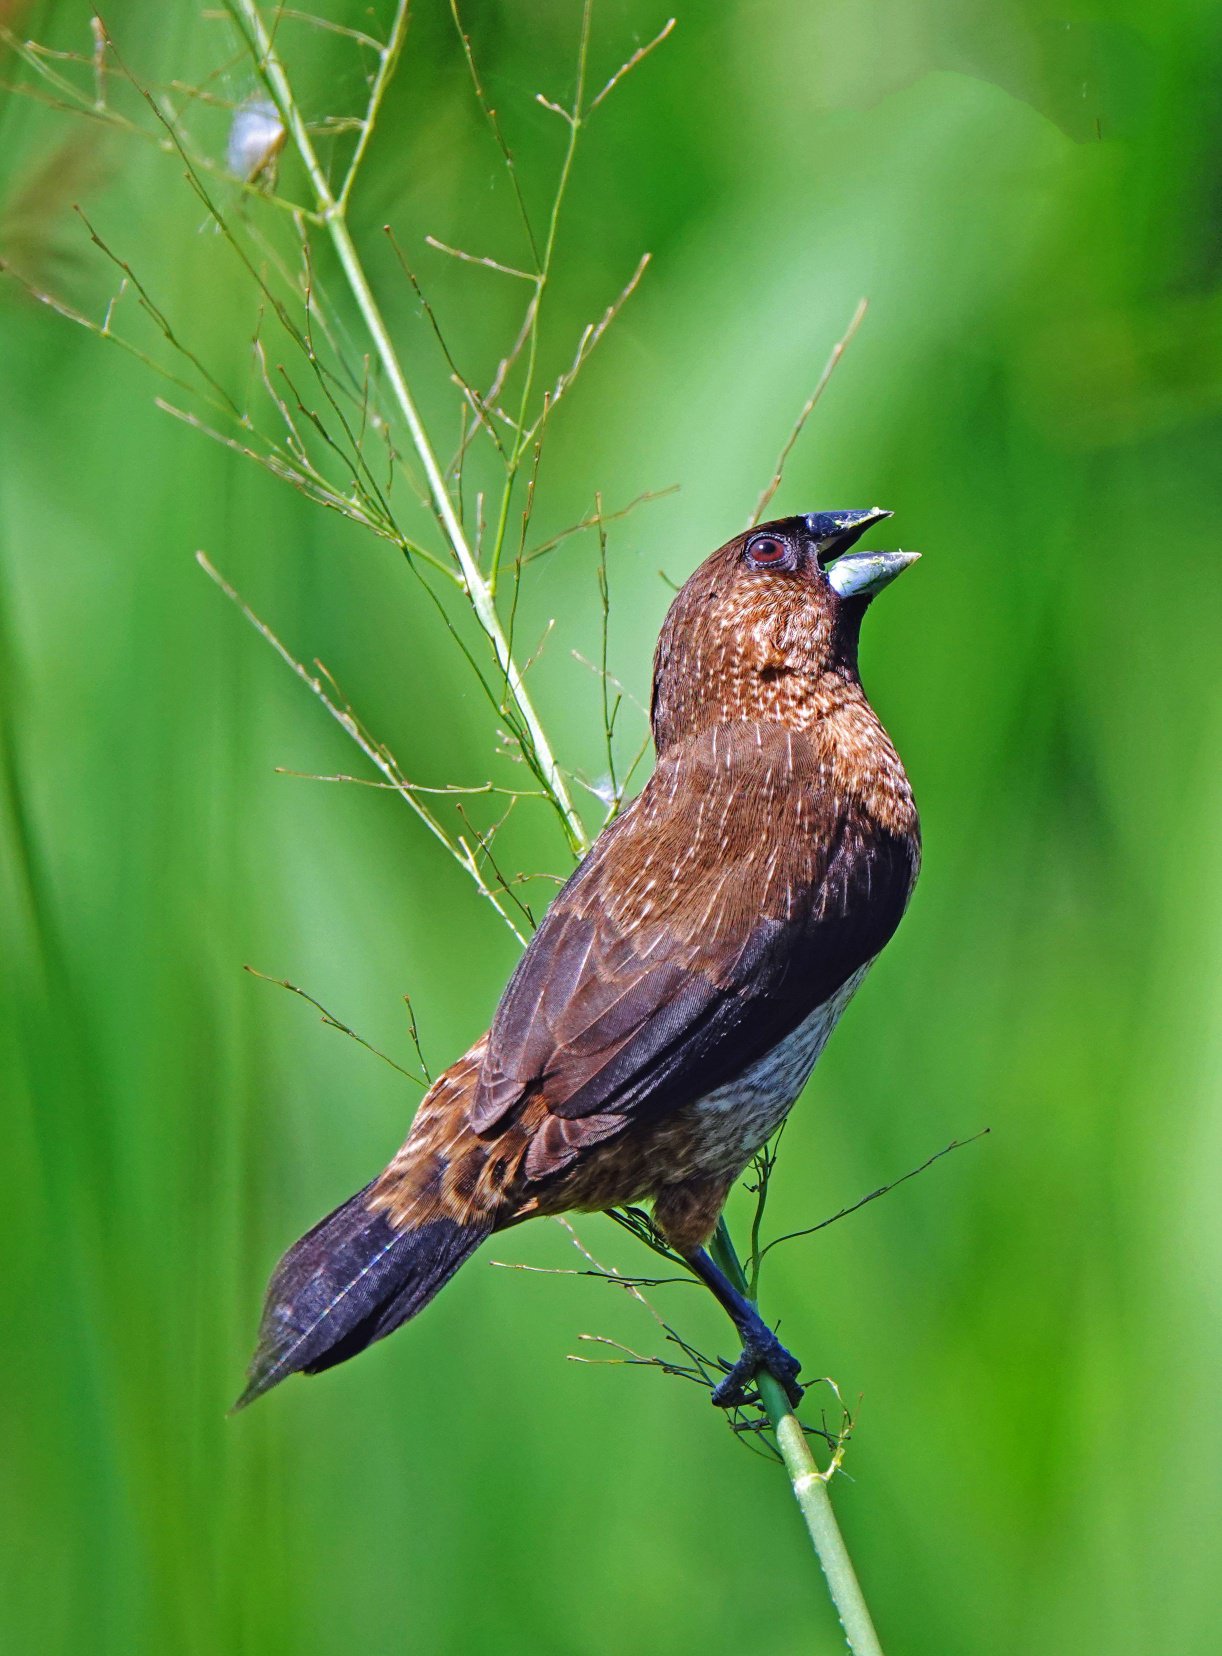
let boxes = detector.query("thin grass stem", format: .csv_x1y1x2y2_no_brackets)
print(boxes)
195,552,528,943
750,297,869,527
710,1221,885,1656
336,0,410,215
226,0,589,858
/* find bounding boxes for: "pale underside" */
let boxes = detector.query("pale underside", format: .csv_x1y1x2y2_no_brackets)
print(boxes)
522,958,875,1242
651,960,872,1184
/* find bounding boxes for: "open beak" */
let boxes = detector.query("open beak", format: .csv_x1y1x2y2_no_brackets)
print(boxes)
826,547,920,601
804,508,918,600
805,507,893,559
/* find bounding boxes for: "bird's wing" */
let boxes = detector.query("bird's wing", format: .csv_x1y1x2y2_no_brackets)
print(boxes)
471,721,917,1178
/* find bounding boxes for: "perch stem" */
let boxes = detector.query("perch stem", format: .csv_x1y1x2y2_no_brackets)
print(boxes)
710,1220,885,1656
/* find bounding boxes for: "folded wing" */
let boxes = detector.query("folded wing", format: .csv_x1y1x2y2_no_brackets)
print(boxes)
472,722,917,1179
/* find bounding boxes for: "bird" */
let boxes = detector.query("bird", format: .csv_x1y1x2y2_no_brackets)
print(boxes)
237,509,921,1412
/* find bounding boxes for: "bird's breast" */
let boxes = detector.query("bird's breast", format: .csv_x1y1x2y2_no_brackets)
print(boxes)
676,962,872,1179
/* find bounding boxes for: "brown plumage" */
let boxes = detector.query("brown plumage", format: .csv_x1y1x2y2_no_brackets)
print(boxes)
238,510,921,1409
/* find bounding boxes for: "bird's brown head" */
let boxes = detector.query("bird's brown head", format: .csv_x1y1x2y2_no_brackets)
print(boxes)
651,509,917,753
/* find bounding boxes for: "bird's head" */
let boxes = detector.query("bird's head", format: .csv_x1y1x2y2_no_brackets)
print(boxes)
651,509,918,752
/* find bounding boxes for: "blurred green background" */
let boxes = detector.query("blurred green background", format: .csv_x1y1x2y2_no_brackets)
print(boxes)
2,1,1219,1651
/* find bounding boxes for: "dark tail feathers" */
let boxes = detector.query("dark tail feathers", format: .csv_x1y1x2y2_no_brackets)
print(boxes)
234,1184,490,1410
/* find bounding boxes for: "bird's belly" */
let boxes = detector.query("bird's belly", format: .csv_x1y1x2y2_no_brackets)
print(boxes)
679,964,871,1179
527,964,873,1219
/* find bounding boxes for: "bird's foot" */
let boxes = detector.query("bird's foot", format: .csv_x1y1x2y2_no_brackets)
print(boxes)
711,1324,804,1410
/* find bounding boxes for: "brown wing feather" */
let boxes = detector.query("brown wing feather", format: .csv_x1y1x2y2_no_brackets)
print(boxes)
470,722,917,1176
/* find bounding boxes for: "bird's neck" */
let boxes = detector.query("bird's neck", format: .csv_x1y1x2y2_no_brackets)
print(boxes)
816,677,918,839
657,667,916,839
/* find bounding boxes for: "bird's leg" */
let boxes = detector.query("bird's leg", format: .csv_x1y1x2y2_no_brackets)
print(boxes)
686,1248,804,1409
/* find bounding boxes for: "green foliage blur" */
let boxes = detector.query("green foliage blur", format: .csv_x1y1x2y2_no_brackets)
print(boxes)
2,1,1219,1651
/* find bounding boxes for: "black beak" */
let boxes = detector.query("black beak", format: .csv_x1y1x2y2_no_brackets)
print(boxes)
804,508,893,563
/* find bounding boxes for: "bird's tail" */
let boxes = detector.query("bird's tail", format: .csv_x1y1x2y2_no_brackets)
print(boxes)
235,1039,512,1410
234,1177,492,1411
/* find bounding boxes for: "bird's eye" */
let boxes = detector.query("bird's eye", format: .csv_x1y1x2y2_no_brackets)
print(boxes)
745,534,791,570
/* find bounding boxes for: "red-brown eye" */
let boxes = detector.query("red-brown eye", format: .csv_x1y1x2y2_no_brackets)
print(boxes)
746,534,791,569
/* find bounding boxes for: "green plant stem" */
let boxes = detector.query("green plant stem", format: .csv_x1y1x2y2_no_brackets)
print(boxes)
335,0,410,215
710,1220,886,1656
228,0,589,859
487,3,590,598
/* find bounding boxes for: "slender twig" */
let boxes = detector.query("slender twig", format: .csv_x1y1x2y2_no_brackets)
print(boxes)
449,0,541,266
710,1222,885,1656
336,0,410,215
518,252,652,446
746,1124,785,1298
402,993,431,1082
244,965,427,1086
593,495,619,803
385,227,509,460
73,208,243,417
485,0,593,600
755,1130,990,1271
195,552,528,943
424,236,537,283
273,769,542,801
589,18,677,112
523,484,678,564
0,259,231,420
750,297,869,526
